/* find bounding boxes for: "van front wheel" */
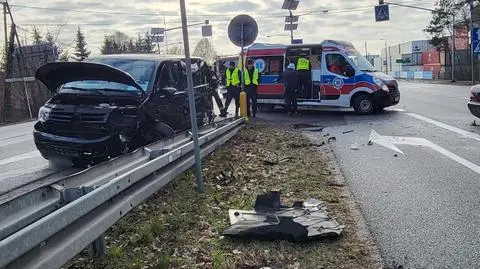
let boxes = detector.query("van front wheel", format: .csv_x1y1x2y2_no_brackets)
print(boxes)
353,94,375,114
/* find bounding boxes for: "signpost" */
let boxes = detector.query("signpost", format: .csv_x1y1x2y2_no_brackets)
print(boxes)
228,14,258,117
179,0,204,193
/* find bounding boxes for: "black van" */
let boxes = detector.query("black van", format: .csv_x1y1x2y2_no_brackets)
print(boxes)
34,55,214,166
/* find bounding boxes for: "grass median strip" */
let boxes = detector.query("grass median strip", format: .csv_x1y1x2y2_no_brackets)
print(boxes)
65,121,381,269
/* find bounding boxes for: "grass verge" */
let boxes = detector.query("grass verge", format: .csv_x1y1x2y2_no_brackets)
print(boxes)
65,121,381,269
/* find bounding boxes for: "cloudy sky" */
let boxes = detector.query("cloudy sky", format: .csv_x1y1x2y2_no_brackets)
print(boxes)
3,0,436,57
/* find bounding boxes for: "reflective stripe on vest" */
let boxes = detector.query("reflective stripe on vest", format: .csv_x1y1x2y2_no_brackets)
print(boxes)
244,68,259,86
297,58,310,70
226,68,240,86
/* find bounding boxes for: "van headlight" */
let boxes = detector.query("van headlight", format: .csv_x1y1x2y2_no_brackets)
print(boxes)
38,106,51,122
373,77,389,92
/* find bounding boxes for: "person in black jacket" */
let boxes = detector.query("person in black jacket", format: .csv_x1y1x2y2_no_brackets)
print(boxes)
278,63,299,115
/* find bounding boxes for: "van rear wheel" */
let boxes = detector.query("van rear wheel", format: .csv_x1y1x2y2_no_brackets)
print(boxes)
353,94,375,114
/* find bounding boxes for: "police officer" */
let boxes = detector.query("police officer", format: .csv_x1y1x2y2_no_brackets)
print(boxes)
221,61,241,117
296,53,312,99
278,63,299,115
244,59,260,117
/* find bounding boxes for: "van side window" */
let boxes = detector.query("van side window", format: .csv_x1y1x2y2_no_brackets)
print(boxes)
326,54,353,77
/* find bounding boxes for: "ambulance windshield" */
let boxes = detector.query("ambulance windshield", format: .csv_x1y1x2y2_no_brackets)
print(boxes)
345,48,377,72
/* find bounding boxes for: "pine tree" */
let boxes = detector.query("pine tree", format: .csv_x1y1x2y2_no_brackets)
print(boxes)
142,32,154,53
101,36,115,55
73,27,90,61
32,26,43,45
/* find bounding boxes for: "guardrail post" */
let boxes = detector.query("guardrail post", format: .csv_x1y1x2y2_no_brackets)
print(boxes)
91,234,106,260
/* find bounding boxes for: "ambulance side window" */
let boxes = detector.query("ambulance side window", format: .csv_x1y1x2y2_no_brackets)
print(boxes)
263,57,283,75
326,54,354,77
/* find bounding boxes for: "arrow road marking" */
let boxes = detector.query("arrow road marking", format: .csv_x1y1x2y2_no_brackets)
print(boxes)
370,130,480,175
406,113,480,143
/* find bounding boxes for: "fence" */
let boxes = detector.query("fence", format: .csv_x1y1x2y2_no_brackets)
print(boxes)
1,43,57,123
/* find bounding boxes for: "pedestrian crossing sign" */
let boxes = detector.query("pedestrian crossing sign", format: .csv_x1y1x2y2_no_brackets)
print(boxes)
375,5,389,22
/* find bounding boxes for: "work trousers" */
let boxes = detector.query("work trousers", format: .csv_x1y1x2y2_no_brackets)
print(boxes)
297,70,311,99
284,87,298,114
245,84,258,117
224,86,240,115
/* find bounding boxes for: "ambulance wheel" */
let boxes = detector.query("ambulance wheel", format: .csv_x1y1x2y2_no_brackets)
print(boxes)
353,94,375,114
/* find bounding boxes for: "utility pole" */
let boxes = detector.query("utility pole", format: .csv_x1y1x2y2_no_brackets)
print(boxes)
289,10,294,44
365,41,368,57
163,13,168,54
3,1,7,56
469,0,475,83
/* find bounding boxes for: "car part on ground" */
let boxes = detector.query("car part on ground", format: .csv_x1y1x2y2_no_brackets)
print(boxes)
223,191,344,242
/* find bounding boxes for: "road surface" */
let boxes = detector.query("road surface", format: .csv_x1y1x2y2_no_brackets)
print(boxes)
322,81,480,268
1,81,479,268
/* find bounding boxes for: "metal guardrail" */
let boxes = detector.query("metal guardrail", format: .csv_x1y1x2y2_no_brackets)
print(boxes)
0,118,243,269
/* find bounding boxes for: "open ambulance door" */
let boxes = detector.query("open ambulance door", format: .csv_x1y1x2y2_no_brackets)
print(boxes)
285,45,322,101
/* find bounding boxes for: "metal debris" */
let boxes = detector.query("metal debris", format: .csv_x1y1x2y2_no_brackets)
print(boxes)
327,137,336,144
342,130,354,134
223,191,344,242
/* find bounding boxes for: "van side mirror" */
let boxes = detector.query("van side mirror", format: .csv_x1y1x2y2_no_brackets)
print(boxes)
159,87,177,96
345,66,355,77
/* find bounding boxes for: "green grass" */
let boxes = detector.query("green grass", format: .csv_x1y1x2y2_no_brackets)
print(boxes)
65,122,380,269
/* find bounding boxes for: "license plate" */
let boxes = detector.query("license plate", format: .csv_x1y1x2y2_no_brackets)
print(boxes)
394,96,400,102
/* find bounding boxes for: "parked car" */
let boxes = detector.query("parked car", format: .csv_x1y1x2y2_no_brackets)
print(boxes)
34,55,215,166
468,85,480,119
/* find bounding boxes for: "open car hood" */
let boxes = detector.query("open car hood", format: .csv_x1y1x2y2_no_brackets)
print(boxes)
35,62,144,92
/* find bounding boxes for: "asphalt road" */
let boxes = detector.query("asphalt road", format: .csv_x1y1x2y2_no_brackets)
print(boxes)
1,81,479,268
321,81,480,268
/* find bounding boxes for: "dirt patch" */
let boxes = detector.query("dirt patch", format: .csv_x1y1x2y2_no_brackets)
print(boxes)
65,121,382,269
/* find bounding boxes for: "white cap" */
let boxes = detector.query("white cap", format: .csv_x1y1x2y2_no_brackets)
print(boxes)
288,63,295,69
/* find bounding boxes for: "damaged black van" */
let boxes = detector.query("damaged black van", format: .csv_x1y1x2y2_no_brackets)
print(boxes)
33,55,215,166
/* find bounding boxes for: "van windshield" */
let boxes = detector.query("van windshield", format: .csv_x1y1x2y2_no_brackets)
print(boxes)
345,48,376,72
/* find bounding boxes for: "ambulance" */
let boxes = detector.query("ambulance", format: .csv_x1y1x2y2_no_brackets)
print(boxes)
246,40,400,114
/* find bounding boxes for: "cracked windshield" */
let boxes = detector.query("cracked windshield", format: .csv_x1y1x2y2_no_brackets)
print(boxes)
1,0,480,268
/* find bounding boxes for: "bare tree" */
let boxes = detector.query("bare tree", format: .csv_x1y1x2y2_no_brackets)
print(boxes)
193,38,217,63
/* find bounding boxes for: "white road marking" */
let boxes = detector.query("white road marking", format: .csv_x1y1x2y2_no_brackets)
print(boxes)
0,163,48,179
0,151,41,166
385,108,406,112
370,130,480,175
0,135,32,148
406,113,480,142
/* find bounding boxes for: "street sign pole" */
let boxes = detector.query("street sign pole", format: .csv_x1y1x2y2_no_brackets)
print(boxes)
179,0,204,193
241,22,245,94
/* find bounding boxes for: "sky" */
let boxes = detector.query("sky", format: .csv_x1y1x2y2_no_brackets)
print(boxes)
2,0,437,57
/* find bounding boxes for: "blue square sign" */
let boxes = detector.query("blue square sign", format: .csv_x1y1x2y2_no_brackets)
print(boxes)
472,28,480,54
375,5,389,22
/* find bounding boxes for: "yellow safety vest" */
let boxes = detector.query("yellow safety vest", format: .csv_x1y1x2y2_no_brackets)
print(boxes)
244,68,259,86
297,57,310,70
226,68,240,86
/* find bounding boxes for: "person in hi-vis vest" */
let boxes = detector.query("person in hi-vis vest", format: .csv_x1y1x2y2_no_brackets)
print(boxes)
296,54,312,99
244,59,260,117
221,61,241,117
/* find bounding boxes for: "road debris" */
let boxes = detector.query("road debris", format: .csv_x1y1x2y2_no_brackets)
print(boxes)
288,142,325,148
327,137,337,144
342,130,354,134
472,120,477,127
223,191,344,242
263,157,294,165
368,140,374,146
216,165,235,185
292,123,324,132
350,143,360,150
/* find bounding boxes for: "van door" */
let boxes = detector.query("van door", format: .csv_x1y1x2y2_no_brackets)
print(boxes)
321,53,356,101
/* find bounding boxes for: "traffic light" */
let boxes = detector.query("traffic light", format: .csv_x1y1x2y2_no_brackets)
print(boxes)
379,0,384,4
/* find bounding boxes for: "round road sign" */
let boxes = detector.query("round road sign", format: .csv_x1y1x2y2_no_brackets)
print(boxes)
228,14,258,47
